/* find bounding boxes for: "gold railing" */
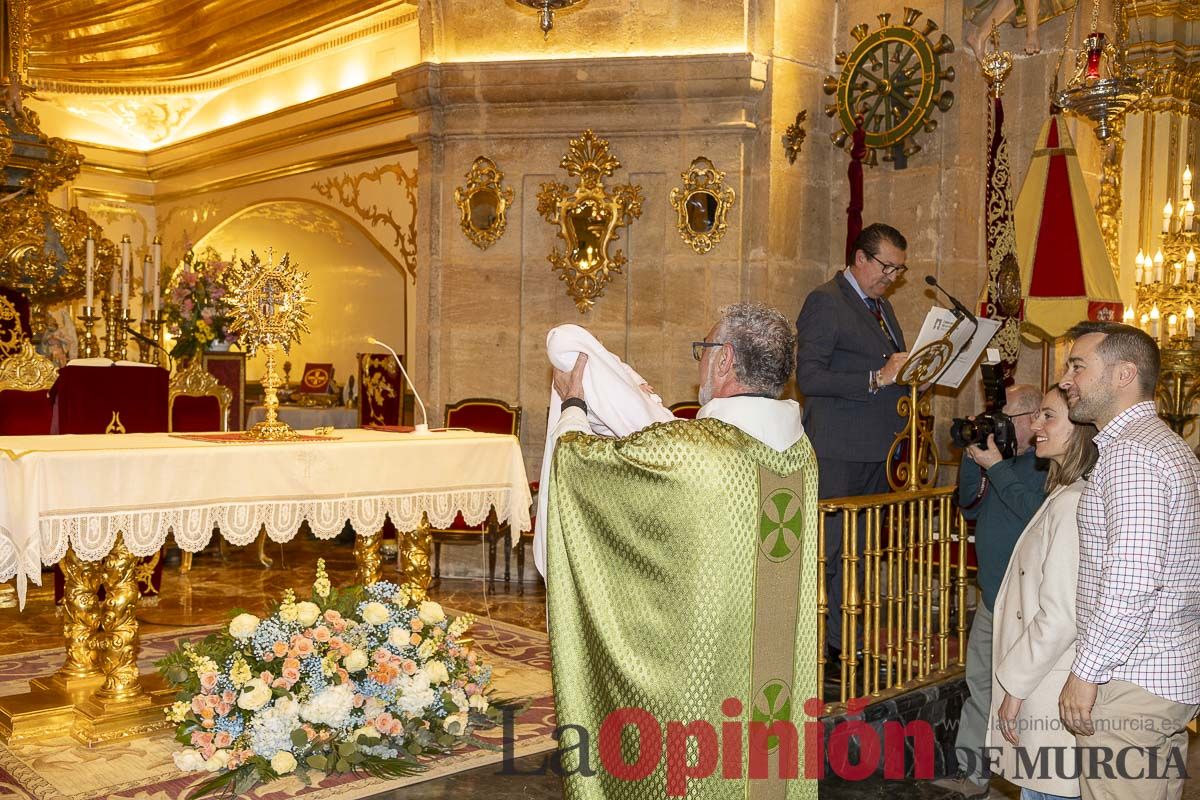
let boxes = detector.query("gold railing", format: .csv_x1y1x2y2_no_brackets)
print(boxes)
819,485,971,712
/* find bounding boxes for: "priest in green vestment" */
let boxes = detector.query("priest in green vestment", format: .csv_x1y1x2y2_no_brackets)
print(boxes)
545,303,819,800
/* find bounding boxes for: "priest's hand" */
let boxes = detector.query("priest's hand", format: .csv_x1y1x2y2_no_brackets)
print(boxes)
553,353,589,402
1059,672,1098,736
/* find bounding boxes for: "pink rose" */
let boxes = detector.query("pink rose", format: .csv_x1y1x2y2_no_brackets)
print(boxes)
222,690,236,704
400,659,417,675
353,693,365,708
312,626,331,642
324,610,342,623
373,713,394,734
191,696,206,714
214,731,232,749
191,731,213,748
389,719,404,736
293,638,314,658
282,667,300,684
216,702,231,716
272,677,290,689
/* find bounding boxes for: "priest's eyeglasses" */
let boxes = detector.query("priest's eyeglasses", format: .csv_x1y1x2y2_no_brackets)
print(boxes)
869,252,908,277
692,341,727,360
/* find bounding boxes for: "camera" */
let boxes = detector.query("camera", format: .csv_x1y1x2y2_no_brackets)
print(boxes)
949,362,1017,459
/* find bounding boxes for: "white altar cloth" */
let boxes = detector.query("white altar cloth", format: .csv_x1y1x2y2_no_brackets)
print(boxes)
0,429,532,606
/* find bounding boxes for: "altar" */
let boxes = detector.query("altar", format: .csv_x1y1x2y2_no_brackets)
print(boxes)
0,428,531,744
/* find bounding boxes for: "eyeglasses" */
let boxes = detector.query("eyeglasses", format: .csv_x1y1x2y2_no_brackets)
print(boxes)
869,252,909,277
1007,410,1036,419
691,341,726,361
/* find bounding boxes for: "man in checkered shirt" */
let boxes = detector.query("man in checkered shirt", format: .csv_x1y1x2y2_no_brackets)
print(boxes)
1057,321,1200,800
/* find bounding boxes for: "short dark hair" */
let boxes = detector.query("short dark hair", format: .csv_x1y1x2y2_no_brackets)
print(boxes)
1066,320,1159,396
853,223,907,261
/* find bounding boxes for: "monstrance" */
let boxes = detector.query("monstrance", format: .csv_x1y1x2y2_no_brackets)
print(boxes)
227,249,311,441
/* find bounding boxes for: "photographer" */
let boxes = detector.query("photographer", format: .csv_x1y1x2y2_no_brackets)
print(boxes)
935,383,1045,799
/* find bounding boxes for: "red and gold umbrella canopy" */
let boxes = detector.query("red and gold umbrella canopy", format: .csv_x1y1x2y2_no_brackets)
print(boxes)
1015,114,1123,339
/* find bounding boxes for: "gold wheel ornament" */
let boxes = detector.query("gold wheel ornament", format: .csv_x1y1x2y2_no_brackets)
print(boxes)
226,249,312,441
823,8,956,169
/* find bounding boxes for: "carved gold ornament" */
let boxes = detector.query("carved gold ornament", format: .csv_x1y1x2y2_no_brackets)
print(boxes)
0,338,57,391
454,157,514,250
537,130,643,312
670,157,736,255
0,295,21,358
783,110,808,164
312,163,417,281
823,8,955,168
226,249,312,441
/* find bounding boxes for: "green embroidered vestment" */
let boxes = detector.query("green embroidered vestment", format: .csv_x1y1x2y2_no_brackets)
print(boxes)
547,417,819,800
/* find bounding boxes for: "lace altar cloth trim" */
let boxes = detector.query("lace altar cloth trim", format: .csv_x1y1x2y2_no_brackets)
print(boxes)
0,488,514,584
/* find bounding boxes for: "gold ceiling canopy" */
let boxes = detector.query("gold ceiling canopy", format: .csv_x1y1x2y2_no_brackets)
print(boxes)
25,0,413,91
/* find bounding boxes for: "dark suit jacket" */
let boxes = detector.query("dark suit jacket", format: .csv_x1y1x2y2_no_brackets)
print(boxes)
795,271,906,463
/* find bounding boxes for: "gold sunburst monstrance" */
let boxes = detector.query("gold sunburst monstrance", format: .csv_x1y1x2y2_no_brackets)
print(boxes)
227,249,311,441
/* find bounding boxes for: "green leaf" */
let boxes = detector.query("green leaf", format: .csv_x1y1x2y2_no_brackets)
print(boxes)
335,757,350,772
306,754,327,771
337,740,356,758
346,752,365,764
291,729,309,748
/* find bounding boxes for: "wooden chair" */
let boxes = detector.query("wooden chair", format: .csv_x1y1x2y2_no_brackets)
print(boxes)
669,400,701,419
432,398,522,586
0,340,57,435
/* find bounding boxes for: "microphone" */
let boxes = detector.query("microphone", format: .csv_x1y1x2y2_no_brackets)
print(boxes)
366,336,430,435
924,275,976,321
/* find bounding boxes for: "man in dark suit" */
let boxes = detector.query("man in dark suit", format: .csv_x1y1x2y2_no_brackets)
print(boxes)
795,222,910,666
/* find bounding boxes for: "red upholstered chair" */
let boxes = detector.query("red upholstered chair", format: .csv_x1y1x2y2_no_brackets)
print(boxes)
358,352,402,427
0,340,57,435
169,363,232,433
432,398,522,586
201,352,247,430
669,401,701,419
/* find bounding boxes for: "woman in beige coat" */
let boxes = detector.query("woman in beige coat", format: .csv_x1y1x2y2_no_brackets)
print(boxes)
988,387,1098,800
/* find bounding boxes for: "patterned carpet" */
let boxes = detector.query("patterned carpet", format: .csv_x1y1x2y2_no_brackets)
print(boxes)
0,614,555,800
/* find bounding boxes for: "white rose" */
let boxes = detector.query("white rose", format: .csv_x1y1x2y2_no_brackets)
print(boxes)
204,749,231,772
425,661,450,685
387,626,409,648
228,613,260,640
271,751,298,774
442,712,468,736
418,601,446,625
344,649,369,672
361,602,390,626
363,697,386,719
237,679,272,711
295,601,321,627
173,749,206,772
468,693,489,712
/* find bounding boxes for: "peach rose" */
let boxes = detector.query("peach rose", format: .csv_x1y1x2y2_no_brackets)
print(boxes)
222,690,236,704
409,618,424,633
282,666,301,684
409,633,422,646
272,641,288,658
294,638,314,658
214,731,232,749
199,672,218,692
401,659,417,675
191,696,206,715
373,712,394,734
216,702,232,716
312,626,331,643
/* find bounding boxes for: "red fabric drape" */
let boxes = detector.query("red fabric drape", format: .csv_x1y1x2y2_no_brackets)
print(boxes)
845,118,866,265
1029,117,1086,297
51,364,169,433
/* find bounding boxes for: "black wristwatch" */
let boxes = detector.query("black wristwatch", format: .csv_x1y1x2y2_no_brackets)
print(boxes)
561,397,588,414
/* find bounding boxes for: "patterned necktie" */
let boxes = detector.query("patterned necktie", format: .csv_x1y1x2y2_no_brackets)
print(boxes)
865,297,898,350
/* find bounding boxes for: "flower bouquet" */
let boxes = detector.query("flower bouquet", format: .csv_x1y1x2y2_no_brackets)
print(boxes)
163,247,238,360
158,560,499,799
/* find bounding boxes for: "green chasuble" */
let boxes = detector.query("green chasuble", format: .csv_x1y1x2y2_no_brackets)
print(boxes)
547,417,819,800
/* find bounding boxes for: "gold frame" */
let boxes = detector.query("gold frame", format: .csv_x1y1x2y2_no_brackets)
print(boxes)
669,157,736,255
454,157,514,250
167,361,233,433
537,130,643,312
0,339,57,392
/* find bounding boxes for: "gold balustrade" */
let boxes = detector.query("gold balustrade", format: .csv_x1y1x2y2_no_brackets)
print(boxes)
819,485,971,713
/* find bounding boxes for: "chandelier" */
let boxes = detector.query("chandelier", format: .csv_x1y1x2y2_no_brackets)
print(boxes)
1053,0,1143,141
514,0,584,37
1130,164,1199,344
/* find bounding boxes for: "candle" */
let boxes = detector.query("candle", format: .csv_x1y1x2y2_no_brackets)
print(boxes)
1135,250,1145,284
109,265,118,297
1123,306,1135,324
1175,262,1183,285
1189,249,1197,283
1164,200,1174,233
1151,305,1161,338
1186,165,1193,201
1155,249,1165,283
142,256,152,322
1189,305,1197,339
120,235,131,313
152,236,162,304
154,282,161,315
1140,313,1150,332
85,234,95,308
1169,313,1179,339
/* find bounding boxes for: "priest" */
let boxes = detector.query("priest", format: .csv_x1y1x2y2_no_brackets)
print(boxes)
545,303,819,799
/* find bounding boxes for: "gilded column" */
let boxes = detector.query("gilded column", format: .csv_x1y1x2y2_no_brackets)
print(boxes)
56,548,105,682
93,534,145,702
354,528,383,586
401,513,432,602
1097,120,1126,278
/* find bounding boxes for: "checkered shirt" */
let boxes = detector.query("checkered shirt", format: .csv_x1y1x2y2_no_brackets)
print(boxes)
1074,401,1200,703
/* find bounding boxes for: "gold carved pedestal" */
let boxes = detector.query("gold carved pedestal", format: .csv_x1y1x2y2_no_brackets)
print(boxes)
0,536,173,746
353,516,431,602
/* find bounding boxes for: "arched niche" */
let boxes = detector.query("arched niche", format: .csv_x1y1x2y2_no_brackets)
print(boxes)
192,198,408,386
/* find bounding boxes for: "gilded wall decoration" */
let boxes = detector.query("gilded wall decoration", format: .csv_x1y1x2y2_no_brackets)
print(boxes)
1096,121,1126,276
312,163,417,281
669,157,735,255
237,202,351,245
536,130,643,312
453,157,513,250
782,111,807,164
41,95,207,146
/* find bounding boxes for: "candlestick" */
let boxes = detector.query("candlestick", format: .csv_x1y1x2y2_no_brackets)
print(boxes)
85,235,95,309
77,305,100,358
148,310,166,367
120,235,131,314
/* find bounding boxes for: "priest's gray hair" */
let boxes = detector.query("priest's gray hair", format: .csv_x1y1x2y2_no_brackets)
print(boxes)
716,303,796,398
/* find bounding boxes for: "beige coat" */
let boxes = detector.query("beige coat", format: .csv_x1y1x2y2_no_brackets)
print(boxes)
988,479,1085,797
